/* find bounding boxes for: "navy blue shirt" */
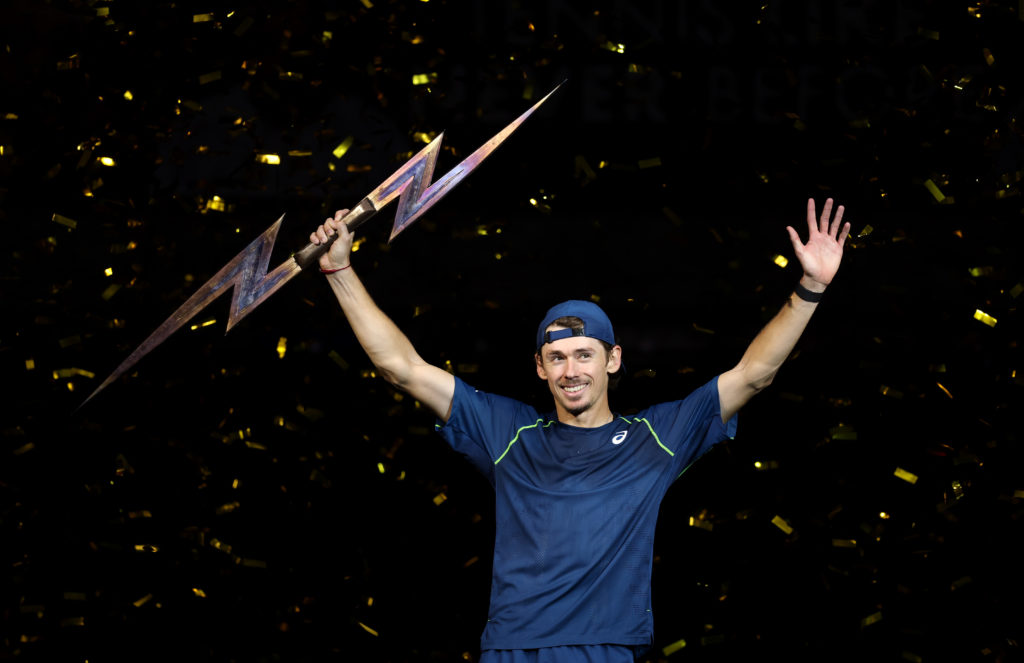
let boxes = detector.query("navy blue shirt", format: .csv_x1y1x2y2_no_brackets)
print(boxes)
436,376,737,651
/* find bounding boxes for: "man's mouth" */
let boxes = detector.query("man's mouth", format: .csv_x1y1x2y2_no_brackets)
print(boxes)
561,383,587,395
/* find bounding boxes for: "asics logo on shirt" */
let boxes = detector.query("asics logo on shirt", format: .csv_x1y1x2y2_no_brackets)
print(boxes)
611,430,628,445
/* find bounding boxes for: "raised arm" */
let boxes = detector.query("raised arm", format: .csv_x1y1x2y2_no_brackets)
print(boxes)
310,210,455,422
717,198,850,422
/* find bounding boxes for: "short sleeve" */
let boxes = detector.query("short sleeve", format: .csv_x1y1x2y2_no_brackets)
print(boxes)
647,375,737,479
435,377,542,485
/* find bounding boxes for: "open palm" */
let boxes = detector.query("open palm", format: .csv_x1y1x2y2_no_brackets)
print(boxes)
786,198,850,286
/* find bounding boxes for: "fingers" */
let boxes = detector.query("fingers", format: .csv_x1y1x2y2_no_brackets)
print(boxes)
819,198,833,234
828,203,845,237
309,209,350,245
805,198,817,236
837,221,851,248
785,225,804,254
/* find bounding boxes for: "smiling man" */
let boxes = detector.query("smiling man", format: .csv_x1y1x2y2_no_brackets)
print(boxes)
310,198,849,663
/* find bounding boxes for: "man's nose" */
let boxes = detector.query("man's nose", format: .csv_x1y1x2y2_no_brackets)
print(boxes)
564,357,578,376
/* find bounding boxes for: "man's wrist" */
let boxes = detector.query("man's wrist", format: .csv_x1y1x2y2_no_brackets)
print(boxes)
320,263,351,274
794,276,826,303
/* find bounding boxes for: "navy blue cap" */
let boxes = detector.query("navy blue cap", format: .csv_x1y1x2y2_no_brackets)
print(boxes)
536,300,616,350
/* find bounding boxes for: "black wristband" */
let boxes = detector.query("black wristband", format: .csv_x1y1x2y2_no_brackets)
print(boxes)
794,282,824,303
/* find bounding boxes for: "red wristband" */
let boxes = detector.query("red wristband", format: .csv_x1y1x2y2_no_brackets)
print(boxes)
320,264,351,274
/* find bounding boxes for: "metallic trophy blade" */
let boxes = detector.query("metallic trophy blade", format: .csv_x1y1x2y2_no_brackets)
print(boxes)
81,83,562,406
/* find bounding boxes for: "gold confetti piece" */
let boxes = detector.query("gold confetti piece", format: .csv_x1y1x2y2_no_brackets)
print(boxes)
133,594,153,607
60,617,85,627
412,131,437,144
52,213,77,229
901,651,923,663
127,510,153,519
95,7,109,16
771,515,793,534
857,224,874,237
936,382,953,399
198,70,222,85
950,576,972,590
829,424,858,440
638,157,661,169
968,266,993,277
367,596,374,606
63,592,87,601
99,156,115,167
332,136,354,159
894,467,919,484
133,544,159,553
377,462,386,474
832,538,857,548
924,179,946,202
13,442,34,457
411,73,435,86
123,90,133,101
58,335,82,348
1012,489,1024,499
688,516,713,531
357,622,379,637
276,337,287,359
433,492,448,506
602,40,626,54
25,359,35,370
879,511,890,519
861,611,883,627
241,558,267,568
255,153,281,165
772,254,789,268
917,27,939,40
102,282,121,299
662,639,687,656
193,13,215,22
192,588,207,598
4,112,18,120
243,440,267,450
879,385,904,399
205,195,227,212
973,309,997,327
753,460,779,470
215,502,240,515
983,48,995,66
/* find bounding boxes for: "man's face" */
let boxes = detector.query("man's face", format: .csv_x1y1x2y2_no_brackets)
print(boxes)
535,326,622,421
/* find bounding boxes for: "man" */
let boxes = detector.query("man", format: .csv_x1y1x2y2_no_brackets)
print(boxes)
310,198,849,662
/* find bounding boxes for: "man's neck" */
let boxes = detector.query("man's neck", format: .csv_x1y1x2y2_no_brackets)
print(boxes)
555,404,614,428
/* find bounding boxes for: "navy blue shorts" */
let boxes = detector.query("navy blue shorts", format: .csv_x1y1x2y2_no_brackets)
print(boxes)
480,645,638,663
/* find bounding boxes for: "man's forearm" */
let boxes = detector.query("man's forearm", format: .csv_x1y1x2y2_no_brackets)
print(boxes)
323,267,424,387
737,275,824,388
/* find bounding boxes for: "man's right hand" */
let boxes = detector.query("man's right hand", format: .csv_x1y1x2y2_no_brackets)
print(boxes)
309,209,355,272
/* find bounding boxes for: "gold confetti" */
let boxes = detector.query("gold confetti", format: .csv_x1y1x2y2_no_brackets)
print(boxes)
60,617,85,627
662,638,687,655
255,153,281,165
983,48,995,66
829,424,858,440
857,224,874,237
950,576,972,590
101,283,121,301
123,90,133,101
832,539,857,548
132,594,153,607
99,156,115,166
193,13,215,22
1012,489,1024,499
771,515,793,534
936,382,953,399
879,385,904,399
688,516,713,531
205,195,227,212
241,558,267,568
1009,283,1023,298
192,588,207,598
357,622,379,636
52,213,77,229
638,157,661,169
332,136,354,159
861,611,883,627
377,462,385,474
879,511,891,519
902,652,923,663
923,179,946,202
25,359,35,370
602,40,626,54
753,460,779,470
190,319,217,331
133,544,159,553
198,70,222,85
13,442,35,456
411,73,435,85
276,337,287,359
894,467,918,484
772,254,789,268
973,309,997,327
433,492,448,506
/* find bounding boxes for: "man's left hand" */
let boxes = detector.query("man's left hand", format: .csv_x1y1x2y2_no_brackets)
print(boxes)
786,197,850,288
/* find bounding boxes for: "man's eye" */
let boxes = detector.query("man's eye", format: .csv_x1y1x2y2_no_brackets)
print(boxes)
579,353,592,360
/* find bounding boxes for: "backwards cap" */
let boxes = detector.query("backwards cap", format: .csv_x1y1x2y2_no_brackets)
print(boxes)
535,300,616,351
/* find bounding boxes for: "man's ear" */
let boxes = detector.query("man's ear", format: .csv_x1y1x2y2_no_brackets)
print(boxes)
606,345,622,374
535,353,548,380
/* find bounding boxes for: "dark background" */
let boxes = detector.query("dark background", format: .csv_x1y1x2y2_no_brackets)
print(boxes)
2,1,1022,661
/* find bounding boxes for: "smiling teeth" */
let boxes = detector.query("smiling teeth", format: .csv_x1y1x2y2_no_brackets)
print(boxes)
563,385,585,393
